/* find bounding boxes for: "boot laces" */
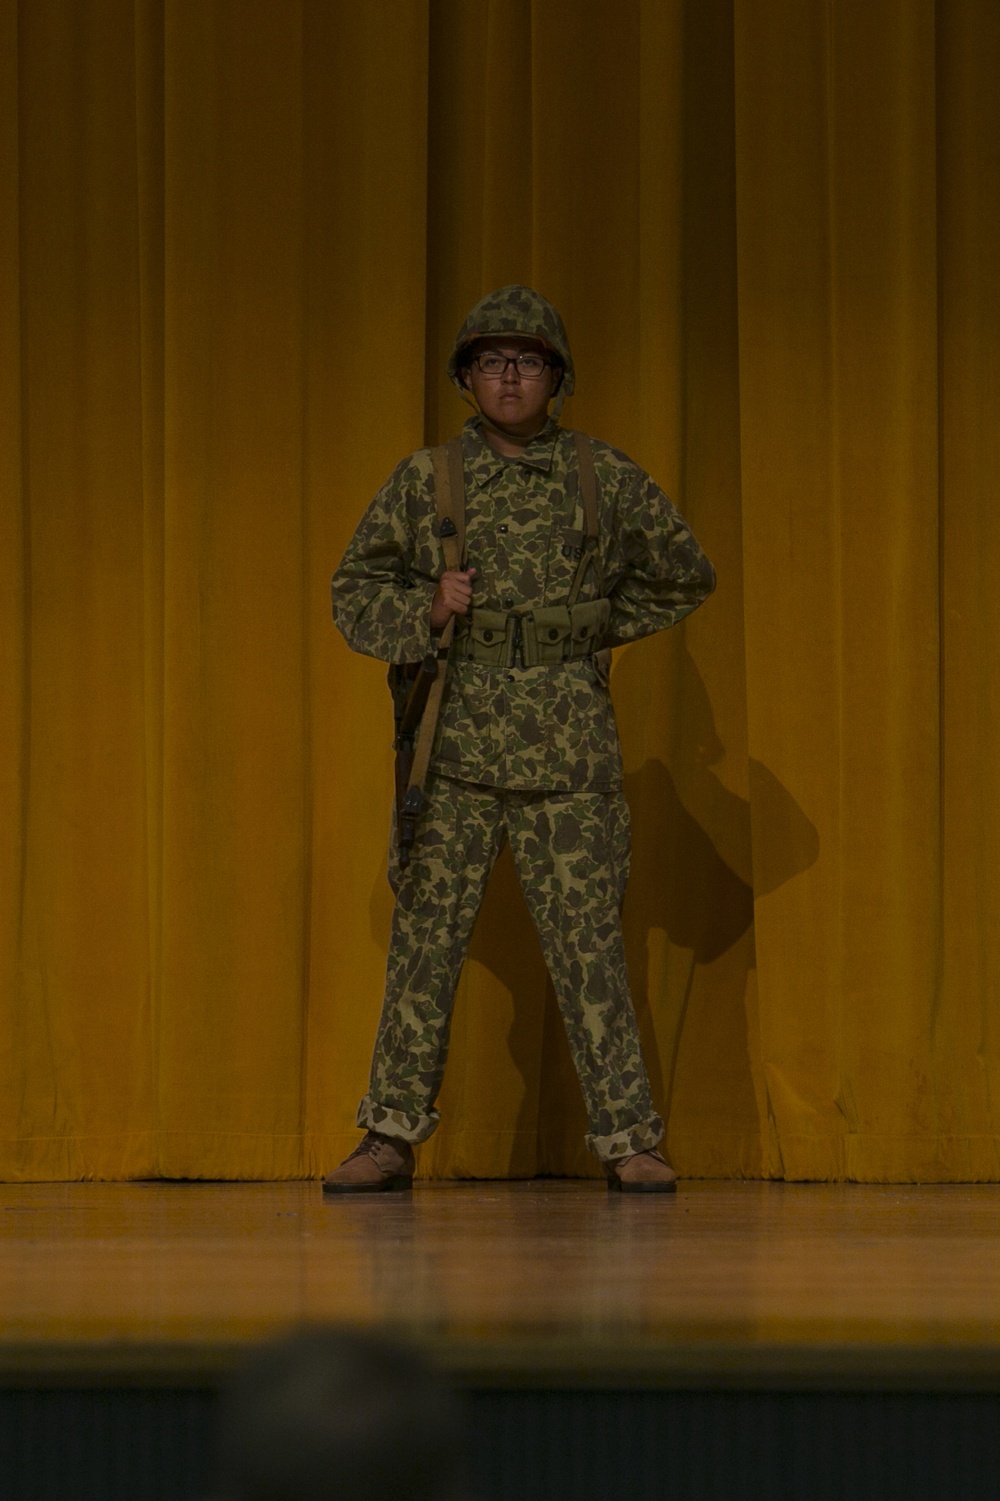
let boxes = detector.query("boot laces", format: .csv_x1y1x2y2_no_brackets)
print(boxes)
348,1132,403,1165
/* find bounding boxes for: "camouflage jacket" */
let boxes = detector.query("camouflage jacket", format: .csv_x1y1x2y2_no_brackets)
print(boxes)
331,417,715,791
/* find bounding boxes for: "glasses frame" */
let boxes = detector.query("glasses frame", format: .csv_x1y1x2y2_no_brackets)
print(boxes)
470,351,555,381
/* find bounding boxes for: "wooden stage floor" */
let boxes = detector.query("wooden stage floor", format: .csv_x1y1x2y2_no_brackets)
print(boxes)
3,1179,1000,1389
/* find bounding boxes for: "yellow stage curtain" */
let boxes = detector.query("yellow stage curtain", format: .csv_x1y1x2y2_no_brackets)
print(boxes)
1,0,998,1181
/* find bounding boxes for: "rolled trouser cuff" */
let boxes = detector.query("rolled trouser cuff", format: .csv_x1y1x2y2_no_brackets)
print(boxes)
357,1095,440,1145
586,1114,665,1164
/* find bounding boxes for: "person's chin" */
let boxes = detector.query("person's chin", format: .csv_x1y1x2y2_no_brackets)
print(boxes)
489,404,522,426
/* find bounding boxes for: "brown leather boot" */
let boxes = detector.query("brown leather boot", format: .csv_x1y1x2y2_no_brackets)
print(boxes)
322,1131,415,1195
606,1148,677,1194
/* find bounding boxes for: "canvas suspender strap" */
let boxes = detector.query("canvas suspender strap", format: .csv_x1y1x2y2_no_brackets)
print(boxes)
573,429,599,539
403,437,465,802
567,430,601,606
446,435,467,563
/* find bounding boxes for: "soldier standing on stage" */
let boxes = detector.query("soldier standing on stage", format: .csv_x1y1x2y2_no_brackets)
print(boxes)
325,286,715,1195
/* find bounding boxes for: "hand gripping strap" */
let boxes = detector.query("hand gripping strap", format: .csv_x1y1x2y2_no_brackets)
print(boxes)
405,438,466,804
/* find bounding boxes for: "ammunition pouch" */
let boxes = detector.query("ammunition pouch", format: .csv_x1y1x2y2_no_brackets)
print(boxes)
452,599,611,669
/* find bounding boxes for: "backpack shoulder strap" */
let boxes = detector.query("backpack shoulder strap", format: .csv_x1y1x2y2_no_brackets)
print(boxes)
430,436,466,570
572,430,599,542
567,430,602,605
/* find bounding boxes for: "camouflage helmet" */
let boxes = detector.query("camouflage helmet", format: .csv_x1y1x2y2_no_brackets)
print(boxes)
447,285,575,406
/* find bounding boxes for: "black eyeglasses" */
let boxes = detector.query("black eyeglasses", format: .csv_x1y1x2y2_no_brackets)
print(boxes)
472,352,553,379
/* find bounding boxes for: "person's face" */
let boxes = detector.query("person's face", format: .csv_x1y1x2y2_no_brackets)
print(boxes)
462,337,559,438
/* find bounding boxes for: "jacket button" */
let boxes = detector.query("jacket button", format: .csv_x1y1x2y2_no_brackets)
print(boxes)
503,597,514,609
482,629,493,642
498,524,508,534
548,628,559,640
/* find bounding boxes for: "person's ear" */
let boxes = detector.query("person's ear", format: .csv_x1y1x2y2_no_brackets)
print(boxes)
459,364,472,391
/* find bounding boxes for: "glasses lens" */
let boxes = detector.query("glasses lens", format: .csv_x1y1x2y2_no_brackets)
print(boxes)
474,352,549,378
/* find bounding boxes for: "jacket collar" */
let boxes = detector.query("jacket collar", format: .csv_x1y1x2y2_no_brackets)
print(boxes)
461,415,560,483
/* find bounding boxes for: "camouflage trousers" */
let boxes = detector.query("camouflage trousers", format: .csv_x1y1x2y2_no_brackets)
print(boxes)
357,774,664,1164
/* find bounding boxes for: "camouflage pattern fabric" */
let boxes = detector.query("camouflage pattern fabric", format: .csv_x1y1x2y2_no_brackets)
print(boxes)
332,284,714,1167
445,284,576,399
356,773,664,1163
331,416,715,790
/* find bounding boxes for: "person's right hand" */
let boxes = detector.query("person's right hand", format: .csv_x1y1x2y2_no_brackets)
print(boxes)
430,568,476,630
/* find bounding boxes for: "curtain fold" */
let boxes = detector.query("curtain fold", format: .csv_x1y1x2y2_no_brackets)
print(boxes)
936,0,1000,1178
1,0,998,1181
735,0,946,1179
